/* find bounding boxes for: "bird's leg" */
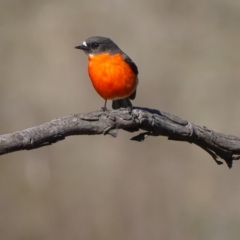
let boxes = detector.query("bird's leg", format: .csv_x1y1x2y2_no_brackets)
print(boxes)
102,100,108,111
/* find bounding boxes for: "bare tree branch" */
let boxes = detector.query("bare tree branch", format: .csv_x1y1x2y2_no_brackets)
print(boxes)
1,107,240,168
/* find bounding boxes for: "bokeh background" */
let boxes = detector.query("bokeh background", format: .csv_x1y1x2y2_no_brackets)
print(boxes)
1,0,240,239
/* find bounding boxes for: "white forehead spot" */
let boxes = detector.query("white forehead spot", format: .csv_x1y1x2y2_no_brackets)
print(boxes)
82,41,87,46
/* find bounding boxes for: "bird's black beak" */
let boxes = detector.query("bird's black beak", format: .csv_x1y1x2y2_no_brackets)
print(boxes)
75,45,89,51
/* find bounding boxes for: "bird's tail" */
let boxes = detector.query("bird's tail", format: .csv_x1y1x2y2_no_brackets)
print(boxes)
112,98,132,109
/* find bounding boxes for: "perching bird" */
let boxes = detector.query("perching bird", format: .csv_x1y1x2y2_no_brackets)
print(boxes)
75,36,138,110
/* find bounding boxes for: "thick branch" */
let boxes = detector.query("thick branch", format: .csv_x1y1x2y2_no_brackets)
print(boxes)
0,107,240,168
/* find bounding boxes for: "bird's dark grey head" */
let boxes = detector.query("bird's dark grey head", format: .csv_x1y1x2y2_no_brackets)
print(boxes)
75,36,121,55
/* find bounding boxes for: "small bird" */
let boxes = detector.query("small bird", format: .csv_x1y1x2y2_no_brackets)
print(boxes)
75,36,138,110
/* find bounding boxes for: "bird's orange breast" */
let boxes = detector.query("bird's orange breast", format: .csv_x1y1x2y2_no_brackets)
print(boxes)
88,53,137,100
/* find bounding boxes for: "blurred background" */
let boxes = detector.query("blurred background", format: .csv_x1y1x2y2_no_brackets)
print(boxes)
1,0,240,239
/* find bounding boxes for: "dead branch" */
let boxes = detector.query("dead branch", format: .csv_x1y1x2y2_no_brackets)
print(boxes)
0,107,240,168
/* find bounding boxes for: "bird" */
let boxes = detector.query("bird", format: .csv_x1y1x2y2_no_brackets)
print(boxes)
75,36,138,110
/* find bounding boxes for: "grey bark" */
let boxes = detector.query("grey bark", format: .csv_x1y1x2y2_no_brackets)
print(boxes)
0,107,239,168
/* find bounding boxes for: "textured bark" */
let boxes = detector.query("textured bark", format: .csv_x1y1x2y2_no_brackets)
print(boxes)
0,107,240,168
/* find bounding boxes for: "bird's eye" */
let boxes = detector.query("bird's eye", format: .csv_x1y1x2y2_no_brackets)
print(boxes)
91,43,99,49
